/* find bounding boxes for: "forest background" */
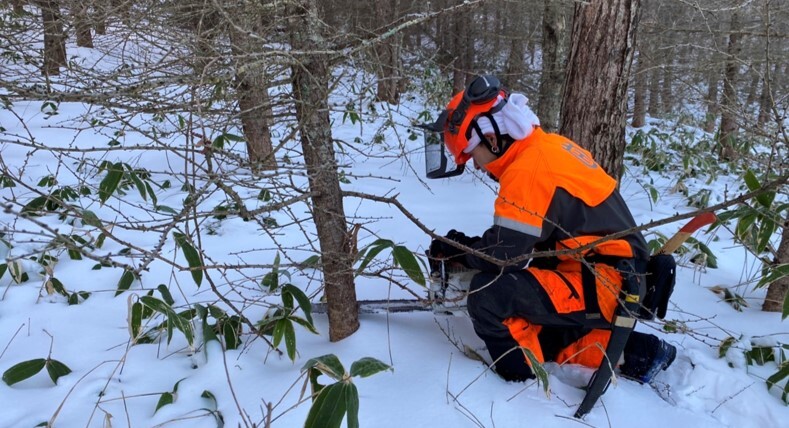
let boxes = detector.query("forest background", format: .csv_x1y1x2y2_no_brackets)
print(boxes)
0,0,787,427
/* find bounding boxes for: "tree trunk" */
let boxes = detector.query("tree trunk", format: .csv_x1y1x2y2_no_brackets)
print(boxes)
647,64,661,117
11,0,24,14
374,0,403,104
229,4,276,169
744,63,761,107
660,56,673,114
762,212,789,312
631,50,647,128
757,62,778,125
38,0,67,76
74,4,94,48
289,0,358,342
717,11,742,161
536,0,567,133
559,0,641,181
93,1,108,34
702,63,720,133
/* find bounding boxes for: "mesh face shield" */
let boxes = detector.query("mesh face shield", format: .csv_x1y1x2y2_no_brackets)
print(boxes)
419,109,465,179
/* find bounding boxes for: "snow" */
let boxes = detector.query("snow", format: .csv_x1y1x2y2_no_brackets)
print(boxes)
2,50,788,428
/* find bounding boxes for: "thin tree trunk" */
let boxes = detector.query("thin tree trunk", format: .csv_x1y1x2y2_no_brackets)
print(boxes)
374,0,403,104
647,65,661,118
757,62,778,125
229,6,276,169
717,11,742,161
660,57,673,114
763,212,789,312
11,0,24,14
536,0,567,132
631,51,647,128
289,0,358,342
74,4,93,48
94,2,107,35
702,63,720,133
744,63,761,107
560,0,641,180
38,0,67,76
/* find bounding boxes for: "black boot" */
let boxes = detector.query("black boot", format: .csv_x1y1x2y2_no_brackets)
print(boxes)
620,332,677,383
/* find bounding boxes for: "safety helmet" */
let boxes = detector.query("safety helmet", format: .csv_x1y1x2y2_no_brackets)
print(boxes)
441,75,508,164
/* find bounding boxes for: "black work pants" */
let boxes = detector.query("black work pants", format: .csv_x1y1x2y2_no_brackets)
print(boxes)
466,270,657,381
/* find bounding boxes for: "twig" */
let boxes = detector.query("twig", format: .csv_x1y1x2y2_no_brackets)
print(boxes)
0,323,25,360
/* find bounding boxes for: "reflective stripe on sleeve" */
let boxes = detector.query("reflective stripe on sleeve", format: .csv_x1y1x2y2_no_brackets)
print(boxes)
494,215,542,237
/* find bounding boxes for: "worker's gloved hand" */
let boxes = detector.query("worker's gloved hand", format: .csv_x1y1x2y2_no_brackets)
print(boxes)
427,230,480,267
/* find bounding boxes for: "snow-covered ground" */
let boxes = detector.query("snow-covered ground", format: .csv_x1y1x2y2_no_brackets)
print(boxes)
1,37,787,428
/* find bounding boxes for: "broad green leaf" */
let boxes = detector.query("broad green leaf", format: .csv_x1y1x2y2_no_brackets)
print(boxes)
272,318,287,348
766,362,789,396
282,284,313,325
302,354,346,382
140,296,194,346
757,264,789,289
262,253,281,291
755,220,777,254
304,383,348,428
350,357,391,378
156,205,178,214
99,162,124,205
283,319,296,361
783,292,789,321
289,316,319,335
45,359,71,384
355,240,393,275
743,169,760,192
144,181,158,206
345,383,360,428
299,255,321,269
0,263,7,281
49,277,67,296
130,301,143,341
282,288,294,310
173,232,202,287
2,358,46,386
756,190,776,209
522,348,550,397
8,260,27,284
201,390,218,408
21,196,47,215
735,213,757,241
127,168,147,201
223,316,241,350
81,210,102,228
157,284,175,305
155,392,174,413
392,245,426,287
115,269,136,297
719,336,736,358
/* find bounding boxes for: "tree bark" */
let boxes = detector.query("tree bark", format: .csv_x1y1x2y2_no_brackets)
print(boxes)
536,0,567,133
374,0,403,104
559,0,641,181
289,0,358,342
702,63,720,133
228,3,276,169
717,11,742,161
757,62,778,125
74,3,94,48
763,212,789,312
631,50,647,128
38,0,67,76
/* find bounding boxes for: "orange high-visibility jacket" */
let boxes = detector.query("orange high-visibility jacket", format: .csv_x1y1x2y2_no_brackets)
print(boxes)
463,127,649,367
